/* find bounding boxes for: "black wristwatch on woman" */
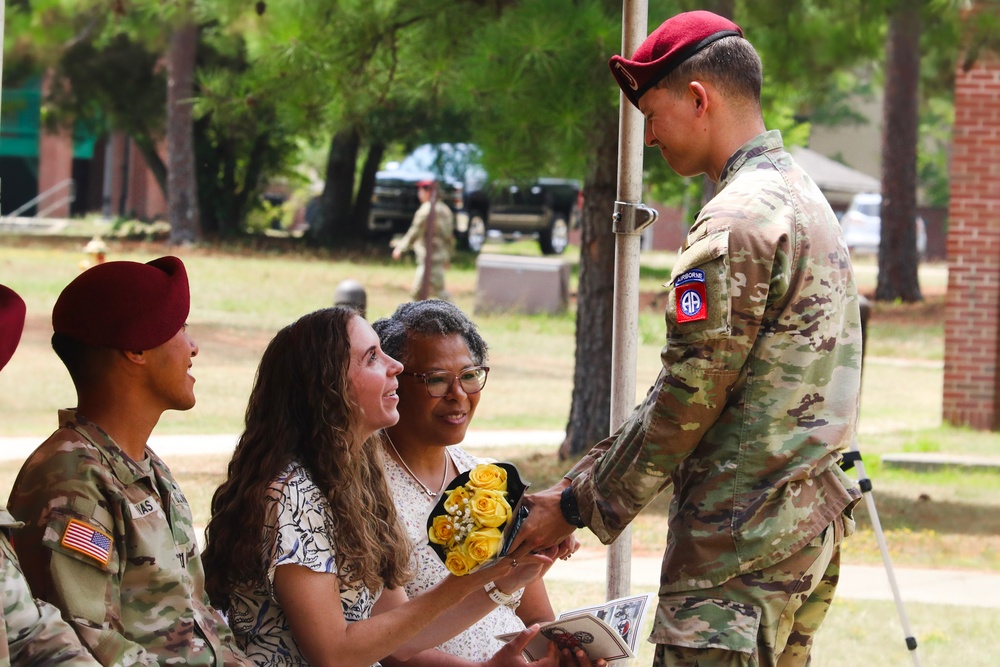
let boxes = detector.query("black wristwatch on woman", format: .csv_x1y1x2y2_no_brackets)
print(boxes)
560,485,585,528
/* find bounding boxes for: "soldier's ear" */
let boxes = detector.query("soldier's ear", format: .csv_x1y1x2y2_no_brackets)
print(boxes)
689,82,709,116
123,350,146,364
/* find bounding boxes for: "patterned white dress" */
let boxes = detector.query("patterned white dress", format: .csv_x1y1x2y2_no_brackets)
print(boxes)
228,462,382,666
384,446,526,661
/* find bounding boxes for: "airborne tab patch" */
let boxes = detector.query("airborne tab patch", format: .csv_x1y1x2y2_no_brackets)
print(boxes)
61,518,113,566
674,269,708,324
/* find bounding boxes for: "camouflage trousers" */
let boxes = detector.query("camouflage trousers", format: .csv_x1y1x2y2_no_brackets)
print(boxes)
411,249,450,300
651,513,850,667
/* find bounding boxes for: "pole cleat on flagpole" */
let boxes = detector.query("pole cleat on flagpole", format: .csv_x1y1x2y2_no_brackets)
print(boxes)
612,201,659,235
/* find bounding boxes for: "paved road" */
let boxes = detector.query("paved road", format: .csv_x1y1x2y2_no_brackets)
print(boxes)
3,431,998,609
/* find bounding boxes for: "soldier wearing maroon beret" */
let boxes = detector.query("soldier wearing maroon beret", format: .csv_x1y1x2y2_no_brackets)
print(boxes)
511,10,862,667
0,285,100,665
7,258,251,666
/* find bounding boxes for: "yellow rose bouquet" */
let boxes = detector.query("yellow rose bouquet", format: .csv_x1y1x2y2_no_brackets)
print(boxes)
426,462,529,576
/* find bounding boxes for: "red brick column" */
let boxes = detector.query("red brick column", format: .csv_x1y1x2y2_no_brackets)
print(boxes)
943,29,1000,429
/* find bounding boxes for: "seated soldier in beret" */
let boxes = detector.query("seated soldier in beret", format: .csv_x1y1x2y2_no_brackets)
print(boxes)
7,257,251,666
0,284,100,665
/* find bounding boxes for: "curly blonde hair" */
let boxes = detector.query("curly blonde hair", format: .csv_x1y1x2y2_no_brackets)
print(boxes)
203,307,412,609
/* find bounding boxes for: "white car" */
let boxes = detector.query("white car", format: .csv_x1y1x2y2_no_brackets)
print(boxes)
840,192,926,258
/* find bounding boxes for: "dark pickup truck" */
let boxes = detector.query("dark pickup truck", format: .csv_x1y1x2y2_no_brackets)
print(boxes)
368,143,581,255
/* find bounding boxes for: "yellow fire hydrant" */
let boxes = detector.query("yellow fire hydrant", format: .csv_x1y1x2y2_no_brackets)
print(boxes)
80,237,108,270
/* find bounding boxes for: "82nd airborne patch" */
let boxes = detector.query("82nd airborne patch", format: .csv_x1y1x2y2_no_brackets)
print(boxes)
674,269,708,324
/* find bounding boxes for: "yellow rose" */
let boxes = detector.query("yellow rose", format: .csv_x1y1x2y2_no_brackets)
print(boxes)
464,526,503,563
428,515,457,547
470,488,512,528
444,485,472,513
444,546,478,576
468,463,508,491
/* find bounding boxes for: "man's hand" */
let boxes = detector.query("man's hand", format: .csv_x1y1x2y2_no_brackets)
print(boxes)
392,247,403,260
507,480,577,561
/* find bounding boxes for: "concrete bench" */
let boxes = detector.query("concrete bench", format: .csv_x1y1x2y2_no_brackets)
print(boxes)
474,253,570,315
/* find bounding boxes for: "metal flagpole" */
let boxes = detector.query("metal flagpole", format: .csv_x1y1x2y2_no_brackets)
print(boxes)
607,0,659,606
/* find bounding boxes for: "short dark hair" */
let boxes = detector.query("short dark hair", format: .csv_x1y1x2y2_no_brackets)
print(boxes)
659,35,762,104
373,300,488,367
51,332,105,388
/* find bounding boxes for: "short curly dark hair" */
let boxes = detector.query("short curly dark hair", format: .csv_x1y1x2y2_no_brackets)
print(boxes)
373,300,488,366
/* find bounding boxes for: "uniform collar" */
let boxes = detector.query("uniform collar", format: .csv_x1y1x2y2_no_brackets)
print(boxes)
718,129,784,190
57,408,155,486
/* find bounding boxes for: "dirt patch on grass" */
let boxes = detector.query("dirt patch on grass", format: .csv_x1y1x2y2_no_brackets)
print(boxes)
867,294,945,329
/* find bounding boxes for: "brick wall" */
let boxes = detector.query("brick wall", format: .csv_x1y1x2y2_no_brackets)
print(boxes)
942,38,1000,428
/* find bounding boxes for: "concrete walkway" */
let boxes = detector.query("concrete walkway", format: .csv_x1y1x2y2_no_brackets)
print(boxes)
3,431,999,609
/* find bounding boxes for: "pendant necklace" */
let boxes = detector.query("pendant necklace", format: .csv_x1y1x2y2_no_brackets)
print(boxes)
386,435,449,498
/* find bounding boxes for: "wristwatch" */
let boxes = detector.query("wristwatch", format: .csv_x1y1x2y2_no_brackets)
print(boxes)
560,485,585,528
484,581,523,609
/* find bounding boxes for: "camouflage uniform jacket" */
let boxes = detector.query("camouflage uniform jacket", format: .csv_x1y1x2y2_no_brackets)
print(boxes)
568,130,863,592
396,200,455,260
0,510,100,666
7,410,250,666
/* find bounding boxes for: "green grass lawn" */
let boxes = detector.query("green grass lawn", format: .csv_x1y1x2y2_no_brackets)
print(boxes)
546,578,996,667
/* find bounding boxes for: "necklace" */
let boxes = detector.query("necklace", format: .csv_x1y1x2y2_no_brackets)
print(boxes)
386,435,450,498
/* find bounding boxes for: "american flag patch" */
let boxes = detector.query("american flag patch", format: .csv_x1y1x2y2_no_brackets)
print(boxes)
61,519,113,566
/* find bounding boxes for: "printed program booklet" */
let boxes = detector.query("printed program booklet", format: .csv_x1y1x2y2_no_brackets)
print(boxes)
496,592,656,662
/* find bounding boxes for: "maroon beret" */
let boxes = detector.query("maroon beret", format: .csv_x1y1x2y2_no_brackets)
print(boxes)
416,179,435,188
0,285,26,372
52,256,190,351
609,10,743,108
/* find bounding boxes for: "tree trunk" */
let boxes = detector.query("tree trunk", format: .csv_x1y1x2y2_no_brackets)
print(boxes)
352,141,386,232
875,2,922,302
167,20,200,245
560,112,618,459
314,127,362,247
132,133,168,200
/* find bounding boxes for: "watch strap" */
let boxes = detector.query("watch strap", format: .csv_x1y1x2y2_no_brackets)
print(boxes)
485,581,522,608
560,485,585,528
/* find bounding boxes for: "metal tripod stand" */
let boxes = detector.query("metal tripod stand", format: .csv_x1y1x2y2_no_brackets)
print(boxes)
847,296,921,666
840,444,921,667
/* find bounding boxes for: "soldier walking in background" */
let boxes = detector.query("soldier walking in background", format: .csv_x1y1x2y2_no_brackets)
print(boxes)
509,11,863,667
7,258,250,666
393,179,455,300
0,284,100,665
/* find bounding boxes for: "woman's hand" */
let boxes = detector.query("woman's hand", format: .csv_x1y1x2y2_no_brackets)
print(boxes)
554,535,581,562
484,625,557,667
483,625,607,667
494,546,557,593
558,648,606,667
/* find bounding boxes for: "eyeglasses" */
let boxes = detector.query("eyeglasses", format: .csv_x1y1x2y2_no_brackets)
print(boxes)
399,366,490,398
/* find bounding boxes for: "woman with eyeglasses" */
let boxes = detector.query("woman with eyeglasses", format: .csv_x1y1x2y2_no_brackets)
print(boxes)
374,301,587,667
202,307,574,667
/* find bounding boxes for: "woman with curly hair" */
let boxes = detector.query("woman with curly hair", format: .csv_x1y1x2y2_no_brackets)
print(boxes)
202,307,555,667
